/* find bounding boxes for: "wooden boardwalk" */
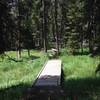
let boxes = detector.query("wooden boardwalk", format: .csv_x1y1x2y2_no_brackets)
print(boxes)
22,60,64,100
34,60,62,87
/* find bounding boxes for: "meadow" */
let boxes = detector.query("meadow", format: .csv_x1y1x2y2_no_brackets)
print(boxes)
0,50,47,100
0,49,100,100
60,50,100,100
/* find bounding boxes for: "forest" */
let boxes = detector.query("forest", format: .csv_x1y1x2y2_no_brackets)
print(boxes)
0,0,100,56
0,0,100,100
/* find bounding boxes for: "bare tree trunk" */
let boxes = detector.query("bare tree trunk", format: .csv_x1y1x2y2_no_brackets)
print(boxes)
28,49,30,57
60,3,65,48
88,0,97,54
16,34,21,60
55,0,59,54
16,0,21,60
17,49,21,60
43,0,48,52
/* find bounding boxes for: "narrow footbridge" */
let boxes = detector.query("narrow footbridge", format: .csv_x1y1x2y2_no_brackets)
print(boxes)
34,59,62,87
23,60,64,100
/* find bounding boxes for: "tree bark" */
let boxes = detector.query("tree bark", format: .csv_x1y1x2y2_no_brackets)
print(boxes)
43,0,48,52
55,0,59,54
16,0,21,60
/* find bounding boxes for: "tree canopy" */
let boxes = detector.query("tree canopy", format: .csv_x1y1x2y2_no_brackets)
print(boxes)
0,0,100,57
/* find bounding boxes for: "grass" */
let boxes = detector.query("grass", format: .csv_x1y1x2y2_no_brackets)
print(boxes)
0,49,100,100
60,50,100,99
0,50,47,100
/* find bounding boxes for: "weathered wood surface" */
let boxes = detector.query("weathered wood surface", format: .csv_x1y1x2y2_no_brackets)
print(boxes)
34,60,62,86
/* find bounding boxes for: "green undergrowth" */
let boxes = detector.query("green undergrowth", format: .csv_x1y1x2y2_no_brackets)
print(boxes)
60,50,100,95
0,49,100,100
0,50,47,100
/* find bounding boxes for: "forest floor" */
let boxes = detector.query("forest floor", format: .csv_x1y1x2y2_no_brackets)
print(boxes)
0,49,100,100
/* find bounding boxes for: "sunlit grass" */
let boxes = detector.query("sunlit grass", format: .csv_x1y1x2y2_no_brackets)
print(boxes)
60,52,100,93
61,55,99,78
0,50,48,100
0,49,100,100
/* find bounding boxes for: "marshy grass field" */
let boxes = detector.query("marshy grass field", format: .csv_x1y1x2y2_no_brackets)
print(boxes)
0,49,100,100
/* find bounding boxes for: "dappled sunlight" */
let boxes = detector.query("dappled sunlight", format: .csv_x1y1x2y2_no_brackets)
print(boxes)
0,0,100,99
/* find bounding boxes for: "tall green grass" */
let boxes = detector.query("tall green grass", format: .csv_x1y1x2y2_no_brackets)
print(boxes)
0,49,100,100
60,52,100,94
0,50,47,100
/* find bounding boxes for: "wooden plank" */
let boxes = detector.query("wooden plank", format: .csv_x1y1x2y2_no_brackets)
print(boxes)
34,60,62,86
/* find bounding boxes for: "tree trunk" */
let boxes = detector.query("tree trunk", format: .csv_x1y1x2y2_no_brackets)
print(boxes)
55,0,59,54
17,49,21,60
87,0,96,54
43,0,48,52
16,0,21,60
28,49,30,57
60,3,65,48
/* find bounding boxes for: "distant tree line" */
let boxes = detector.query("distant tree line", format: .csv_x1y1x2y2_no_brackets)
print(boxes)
0,0,100,59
